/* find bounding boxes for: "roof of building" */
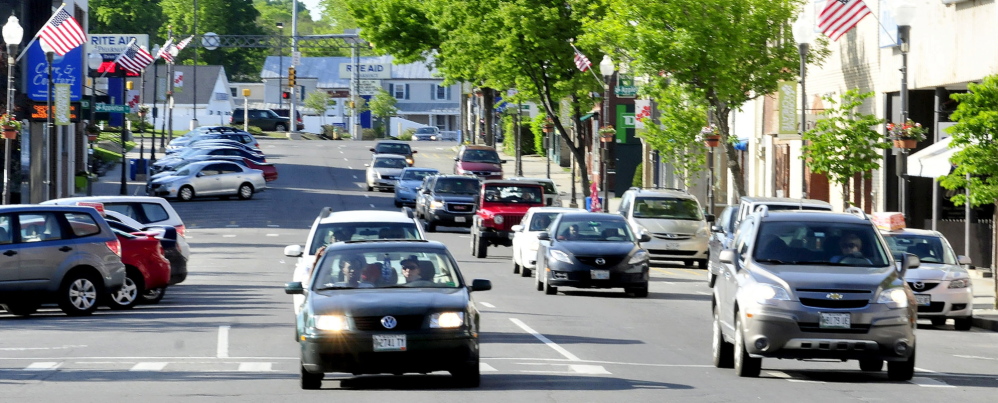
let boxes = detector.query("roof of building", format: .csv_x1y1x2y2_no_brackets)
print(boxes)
132,65,227,106
261,55,442,88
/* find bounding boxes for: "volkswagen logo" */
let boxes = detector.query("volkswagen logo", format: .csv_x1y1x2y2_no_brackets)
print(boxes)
826,293,843,300
595,258,606,265
380,316,398,329
913,281,925,290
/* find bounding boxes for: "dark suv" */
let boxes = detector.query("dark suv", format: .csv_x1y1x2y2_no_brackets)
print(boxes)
415,175,481,232
454,145,505,180
272,108,305,131
371,140,417,166
231,108,290,131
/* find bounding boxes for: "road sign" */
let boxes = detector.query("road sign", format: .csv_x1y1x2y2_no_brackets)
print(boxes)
358,80,381,96
95,103,132,114
292,51,301,67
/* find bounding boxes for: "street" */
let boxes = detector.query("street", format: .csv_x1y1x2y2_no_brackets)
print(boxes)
2,138,998,402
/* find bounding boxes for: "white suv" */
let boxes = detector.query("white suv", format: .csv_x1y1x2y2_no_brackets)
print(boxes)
617,188,711,269
510,206,584,278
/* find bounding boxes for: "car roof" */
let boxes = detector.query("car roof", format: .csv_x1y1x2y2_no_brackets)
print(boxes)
319,210,418,225
880,228,940,237
482,180,543,187
558,212,627,221
740,196,832,207
462,145,496,151
375,140,408,145
324,239,447,253
628,188,695,198
372,153,407,159
42,196,173,204
401,167,438,172
527,206,585,213
757,210,871,224
507,177,554,184
0,204,107,214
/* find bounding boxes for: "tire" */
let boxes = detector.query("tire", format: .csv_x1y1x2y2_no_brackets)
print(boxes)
953,316,973,331
366,185,373,191
733,315,761,377
107,268,143,310
474,232,488,258
520,266,531,278
707,271,717,288
859,358,883,372
470,231,479,257
275,123,288,132
178,185,195,201
394,200,402,208
450,358,481,388
140,287,167,304
425,220,437,232
684,260,693,267
887,350,915,381
626,284,649,298
3,302,39,317
543,274,558,295
931,318,947,327
57,271,102,316
513,260,521,274
698,259,708,270
300,364,322,390
535,267,544,291
237,183,254,200
712,306,734,368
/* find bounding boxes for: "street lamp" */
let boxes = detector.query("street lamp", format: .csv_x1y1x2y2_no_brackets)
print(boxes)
792,13,814,200
599,55,614,213
894,0,917,218
149,44,160,166
86,52,102,196
2,14,23,205
276,22,285,109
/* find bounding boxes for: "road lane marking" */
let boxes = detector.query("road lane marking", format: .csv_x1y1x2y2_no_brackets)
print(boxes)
266,234,280,237
25,362,61,370
509,318,581,361
222,235,237,238
353,175,358,179
267,224,280,228
568,364,611,374
910,377,954,388
767,371,792,379
480,363,497,372
696,291,711,295
479,302,495,308
130,362,168,371
370,204,375,208
238,362,273,372
0,345,87,351
217,326,230,358
225,224,239,228
954,355,998,361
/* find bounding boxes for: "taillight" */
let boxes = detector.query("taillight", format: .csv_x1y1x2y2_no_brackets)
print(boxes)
176,224,186,237
105,239,121,256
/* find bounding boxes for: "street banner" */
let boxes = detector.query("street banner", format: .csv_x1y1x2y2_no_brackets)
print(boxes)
634,99,651,129
55,84,71,125
778,80,798,135
615,73,638,98
174,71,184,93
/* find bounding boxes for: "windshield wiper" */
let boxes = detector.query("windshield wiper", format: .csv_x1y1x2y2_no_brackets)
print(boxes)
314,285,355,290
755,258,787,265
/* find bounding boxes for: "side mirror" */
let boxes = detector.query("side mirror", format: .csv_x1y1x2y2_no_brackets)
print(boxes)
196,172,205,177
511,225,523,233
284,282,304,295
958,255,972,265
284,244,303,257
711,225,723,233
897,252,919,277
411,150,418,154
536,232,551,241
470,279,492,292
500,160,507,164
640,233,652,243
454,157,460,161
705,214,716,223
369,148,376,152
719,249,737,264
364,163,370,167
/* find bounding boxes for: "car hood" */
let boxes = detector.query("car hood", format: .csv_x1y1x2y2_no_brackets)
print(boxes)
150,171,176,181
310,287,469,315
372,167,404,176
633,217,704,234
151,174,187,184
396,179,423,188
481,204,543,214
459,162,502,172
556,241,636,257
904,263,968,281
753,264,900,292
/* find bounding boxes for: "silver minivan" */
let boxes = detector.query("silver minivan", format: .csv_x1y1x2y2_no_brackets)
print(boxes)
617,187,712,269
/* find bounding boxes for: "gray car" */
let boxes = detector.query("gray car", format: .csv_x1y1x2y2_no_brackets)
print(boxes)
0,205,126,316
707,205,739,287
394,167,439,207
712,207,917,381
365,154,408,191
147,160,266,201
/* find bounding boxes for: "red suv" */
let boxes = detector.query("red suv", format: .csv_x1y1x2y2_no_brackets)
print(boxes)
454,145,505,180
470,180,546,258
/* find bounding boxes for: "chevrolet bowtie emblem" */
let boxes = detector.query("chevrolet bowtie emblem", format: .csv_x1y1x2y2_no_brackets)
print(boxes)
826,293,844,300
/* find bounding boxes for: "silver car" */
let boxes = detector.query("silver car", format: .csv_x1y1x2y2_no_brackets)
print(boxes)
713,207,917,381
366,154,408,191
146,160,266,201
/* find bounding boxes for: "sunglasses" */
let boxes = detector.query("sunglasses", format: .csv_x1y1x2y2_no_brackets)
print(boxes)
842,243,861,249
402,265,419,271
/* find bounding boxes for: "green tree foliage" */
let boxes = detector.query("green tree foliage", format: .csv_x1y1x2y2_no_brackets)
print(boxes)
303,91,331,125
368,88,399,137
939,75,998,208
802,89,888,210
89,0,165,40
160,0,267,81
637,80,708,188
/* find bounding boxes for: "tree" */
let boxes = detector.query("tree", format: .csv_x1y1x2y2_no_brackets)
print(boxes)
89,0,165,40
802,89,888,210
637,80,708,188
368,88,399,137
160,0,268,81
303,91,331,125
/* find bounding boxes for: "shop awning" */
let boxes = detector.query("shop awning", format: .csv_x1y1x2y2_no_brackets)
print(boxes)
906,137,960,178
580,112,596,122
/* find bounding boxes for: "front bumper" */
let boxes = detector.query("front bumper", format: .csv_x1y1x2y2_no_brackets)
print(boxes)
479,229,513,246
545,260,649,289
429,210,475,227
912,285,974,319
300,330,478,375
372,178,396,189
147,182,178,198
394,190,417,206
643,237,709,262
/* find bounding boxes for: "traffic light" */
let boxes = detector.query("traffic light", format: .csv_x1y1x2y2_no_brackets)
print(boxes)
281,91,290,99
288,67,296,87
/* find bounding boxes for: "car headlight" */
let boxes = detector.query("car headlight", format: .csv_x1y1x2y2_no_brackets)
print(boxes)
948,278,971,289
406,157,415,165
743,283,791,305
494,215,504,224
877,288,909,309
430,200,444,210
429,312,464,328
628,250,649,264
550,249,572,263
696,227,710,238
396,186,410,192
313,315,348,331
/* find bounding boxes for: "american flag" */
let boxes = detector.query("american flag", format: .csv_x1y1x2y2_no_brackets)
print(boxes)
573,49,592,72
36,5,87,56
175,35,194,51
115,39,154,74
157,38,175,63
818,0,871,41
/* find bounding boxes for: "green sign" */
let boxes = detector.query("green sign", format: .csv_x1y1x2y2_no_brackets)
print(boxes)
95,103,131,114
777,80,798,135
615,73,638,98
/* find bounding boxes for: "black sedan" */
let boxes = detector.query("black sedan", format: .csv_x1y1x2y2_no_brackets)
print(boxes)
285,240,491,389
535,212,651,297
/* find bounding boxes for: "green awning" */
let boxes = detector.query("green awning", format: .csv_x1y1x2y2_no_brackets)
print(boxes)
580,113,596,122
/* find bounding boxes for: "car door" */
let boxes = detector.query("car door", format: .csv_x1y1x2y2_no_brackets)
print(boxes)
192,164,224,195
216,162,244,194
512,211,533,265
719,218,755,331
0,214,17,287
417,176,434,217
13,212,69,289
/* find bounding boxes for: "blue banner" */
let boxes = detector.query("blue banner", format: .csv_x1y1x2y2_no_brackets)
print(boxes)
26,40,83,102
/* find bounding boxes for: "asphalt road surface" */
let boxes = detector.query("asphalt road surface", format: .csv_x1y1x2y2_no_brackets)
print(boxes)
3,138,998,402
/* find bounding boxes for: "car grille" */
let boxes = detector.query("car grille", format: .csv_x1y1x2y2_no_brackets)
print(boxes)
575,255,626,267
446,203,476,213
799,298,869,309
470,171,499,177
651,232,693,240
495,214,523,231
796,288,871,309
352,315,424,331
907,282,939,292
380,175,397,181
917,302,945,313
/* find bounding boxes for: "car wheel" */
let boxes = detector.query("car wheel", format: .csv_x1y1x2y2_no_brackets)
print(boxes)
543,274,558,295
931,318,947,327
107,268,143,310
626,284,649,298
300,364,322,390
394,200,402,208
887,349,915,381
178,185,195,201
684,260,693,267
733,314,761,377
238,183,254,200
521,266,531,278
366,184,373,191
712,306,734,368
140,287,167,304
698,259,708,270
425,220,437,232
953,316,973,331
475,235,488,258
535,267,544,291
859,358,883,372
275,123,287,132
3,302,39,317
57,271,101,316
513,260,520,274
707,271,717,288
450,358,481,388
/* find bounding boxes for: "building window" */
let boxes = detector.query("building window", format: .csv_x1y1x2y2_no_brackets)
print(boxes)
230,88,237,97
388,83,409,100
435,115,447,130
433,85,450,100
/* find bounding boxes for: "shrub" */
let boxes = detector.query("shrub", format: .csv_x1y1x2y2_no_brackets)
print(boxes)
632,163,643,187
361,128,378,140
397,128,415,141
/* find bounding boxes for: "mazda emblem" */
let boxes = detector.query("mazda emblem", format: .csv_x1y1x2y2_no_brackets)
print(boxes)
913,281,925,290
826,293,843,300
595,258,606,265
381,316,398,329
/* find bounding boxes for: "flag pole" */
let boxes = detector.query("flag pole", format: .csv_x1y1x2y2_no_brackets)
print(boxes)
569,42,606,87
14,4,68,62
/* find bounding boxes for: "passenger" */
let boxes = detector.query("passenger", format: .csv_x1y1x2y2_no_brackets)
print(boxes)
559,224,580,240
336,255,365,286
359,263,382,287
830,233,868,264
401,258,422,283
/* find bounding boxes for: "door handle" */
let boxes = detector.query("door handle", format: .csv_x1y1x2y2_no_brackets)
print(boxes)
59,246,73,252
3,250,15,256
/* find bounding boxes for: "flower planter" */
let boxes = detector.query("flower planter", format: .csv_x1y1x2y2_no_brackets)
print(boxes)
893,139,917,149
599,132,615,143
703,135,721,147
542,125,554,134
2,126,16,140
87,133,99,142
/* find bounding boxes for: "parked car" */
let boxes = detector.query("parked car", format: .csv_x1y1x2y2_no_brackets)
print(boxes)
42,196,189,247
617,187,712,269
880,227,974,330
231,108,292,131
505,177,562,206
103,209,188,299
535,212,651,297
712,207,917,380
393,167,439,207
707,205,739,287
412,126,440,141
166,139,261,155
414,174,481,232
168,128,258,151
284,240,491,389
365,154,408,192
151,156,277,183
167,126,245,150
370,140,417,166
152,146,266,173
511,206,584,278
0,205,125,316
454,145,505,180
107,227,171,310
146,160,267,201
469,180,546,258
272,108,305,131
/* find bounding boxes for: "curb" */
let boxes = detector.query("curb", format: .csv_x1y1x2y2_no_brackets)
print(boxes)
972,314,998,332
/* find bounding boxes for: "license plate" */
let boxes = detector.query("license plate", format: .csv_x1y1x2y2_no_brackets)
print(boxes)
591,269,610,280
454,216,466,223
373,334,406,352
819,313,851,329
915,294,931,306
664,242,680,250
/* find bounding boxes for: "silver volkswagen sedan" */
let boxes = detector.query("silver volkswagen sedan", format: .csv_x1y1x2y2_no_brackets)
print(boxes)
146,160,266,201
366,154,408,191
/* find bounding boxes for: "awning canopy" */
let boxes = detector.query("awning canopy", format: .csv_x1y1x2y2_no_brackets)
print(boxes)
906,137,959,178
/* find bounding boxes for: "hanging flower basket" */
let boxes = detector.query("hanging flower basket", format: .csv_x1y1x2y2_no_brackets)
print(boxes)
85,124,100,142
0,113,20,140
599,126,615,142
893,139,917,149
137,106,149,119
542,119,555,133
703,135,721,147
886,119,927,149
700,124,721,147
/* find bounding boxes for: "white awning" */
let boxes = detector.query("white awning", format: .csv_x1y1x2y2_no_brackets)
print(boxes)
906,137,959,178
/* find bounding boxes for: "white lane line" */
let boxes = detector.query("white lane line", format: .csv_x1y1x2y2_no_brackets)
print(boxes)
509,318,581,362
347,166,353,170
225,225,239,228
370,204,375,208
266,234,280,237
25,362,61,370
238,362,273,372
353,175,358,179
480,363,498,372
788,379,825,384
953,355,997,361
267,224,280,228
364,194,369,198
659,281,676,285
130,362,168,371
568,364,611,374
915,367,937,373
767,371,792,379
910,377,955,388
217,326,230,358
696,291,711,295
222,234,237,238
479,302,495,308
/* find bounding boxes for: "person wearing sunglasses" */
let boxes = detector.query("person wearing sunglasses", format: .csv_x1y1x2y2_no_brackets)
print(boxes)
830,233,870,264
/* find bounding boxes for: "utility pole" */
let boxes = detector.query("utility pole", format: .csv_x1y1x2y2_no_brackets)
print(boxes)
290,0,299,135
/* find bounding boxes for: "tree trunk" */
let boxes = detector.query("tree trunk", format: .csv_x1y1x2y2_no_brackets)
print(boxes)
711,105,746,200
482,88,495,146
842,182,850,211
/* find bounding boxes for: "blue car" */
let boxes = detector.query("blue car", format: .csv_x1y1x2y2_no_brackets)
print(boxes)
394,167,439,207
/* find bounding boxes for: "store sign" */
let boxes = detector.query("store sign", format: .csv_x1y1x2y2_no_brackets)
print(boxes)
615,73,638,98
87,34,149,61
339,63,391,79
358,80,381,96
778,80,798,135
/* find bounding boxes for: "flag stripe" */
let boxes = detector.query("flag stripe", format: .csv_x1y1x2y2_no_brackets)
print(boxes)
818,0,871,41
116,39,154,74
37,6,87,56
573,50,591,72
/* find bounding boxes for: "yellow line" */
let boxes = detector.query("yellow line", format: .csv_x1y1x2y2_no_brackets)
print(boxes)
652,267,704,277
652,268,679,276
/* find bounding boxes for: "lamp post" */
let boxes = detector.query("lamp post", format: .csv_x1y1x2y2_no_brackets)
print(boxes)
121,81,134,195
2,15,23,205
792,14,814,200
191,0,199,130
599,55,614,213
894,0,916,218
86,52,102,196
276,22,284,109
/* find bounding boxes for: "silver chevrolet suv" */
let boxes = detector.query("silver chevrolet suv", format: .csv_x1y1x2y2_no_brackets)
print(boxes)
711,207,918,380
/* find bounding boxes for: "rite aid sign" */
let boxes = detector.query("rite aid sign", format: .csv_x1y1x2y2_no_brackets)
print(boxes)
87,34,150,61
338,63,391,79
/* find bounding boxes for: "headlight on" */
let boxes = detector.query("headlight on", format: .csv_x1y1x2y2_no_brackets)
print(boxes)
743,283,790,305
550,250,572,263
429,312,464,328
313,315,348,331
628,250,649,264
429,200,444,209
494,215,504,224
877,288,909,309
948,278,971,289
406,157,414,165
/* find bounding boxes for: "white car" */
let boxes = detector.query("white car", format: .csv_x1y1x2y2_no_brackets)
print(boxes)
510,207,584,278
147,160,266,201
881,228,975,330
365,154,408,191
283,208,426,313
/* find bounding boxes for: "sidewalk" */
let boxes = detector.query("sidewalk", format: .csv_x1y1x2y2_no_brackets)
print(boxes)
495,148,621,212
969,269,998,331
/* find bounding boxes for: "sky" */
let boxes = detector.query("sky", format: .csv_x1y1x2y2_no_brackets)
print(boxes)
300,0,322,20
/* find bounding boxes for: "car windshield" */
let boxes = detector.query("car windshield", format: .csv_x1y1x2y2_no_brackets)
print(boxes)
375,143,411,155
753,222,891,267
462,149,501,163
483,185,542,203
174,167,193,176
308,222,421,255
374,158,407,168
401,170,436,181
415,127,437,134
312,248,462,289
633,197,704,220
434,178,480,194
553,218,634,242
529,212,561,231
882,234,957,265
